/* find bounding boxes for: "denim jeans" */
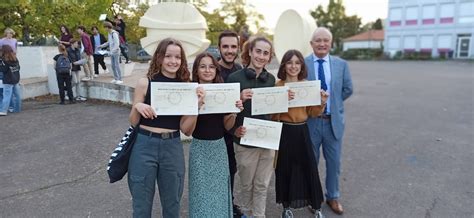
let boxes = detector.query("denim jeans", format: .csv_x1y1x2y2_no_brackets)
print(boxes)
110,53,122,81
1,83,21,113
128,131,185,218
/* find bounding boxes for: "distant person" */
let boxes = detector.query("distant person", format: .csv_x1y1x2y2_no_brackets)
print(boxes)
186,52,243,217
127,38,203,218
54,45,75,105
226,36,276,218
0,46,4,106
100,22,122,84
0,28,18,54
107,15,130,63
58,25,73,48
272,49,328,218
67,39,86,101
90,26,108,77
216,30,244,217
76,25,94,81
239,25,250,51
305,27,353,215
0,45,21,116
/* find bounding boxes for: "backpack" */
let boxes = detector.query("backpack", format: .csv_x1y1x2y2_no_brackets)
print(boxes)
55,54,71,74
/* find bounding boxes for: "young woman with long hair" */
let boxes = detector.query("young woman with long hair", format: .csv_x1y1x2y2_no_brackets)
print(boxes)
0,45,21,115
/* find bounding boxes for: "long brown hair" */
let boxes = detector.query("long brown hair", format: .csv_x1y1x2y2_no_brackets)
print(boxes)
241,36,273,67
277,49,307,81
191,52,223,83
147,38,190,82
2,45,17,62
58,44,68,58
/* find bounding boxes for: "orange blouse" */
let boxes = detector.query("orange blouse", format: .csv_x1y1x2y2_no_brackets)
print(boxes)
271,80,325,123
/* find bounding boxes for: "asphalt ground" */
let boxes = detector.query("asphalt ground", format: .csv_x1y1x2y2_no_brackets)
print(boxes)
0,60,473,217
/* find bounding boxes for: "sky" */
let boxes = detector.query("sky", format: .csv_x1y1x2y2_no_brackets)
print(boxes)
207,0,389,32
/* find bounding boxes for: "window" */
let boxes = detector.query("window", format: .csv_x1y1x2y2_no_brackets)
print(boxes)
459,2,474,23
437,35,452,49
420,35,433,53
440,3,454,24
422,5,436,25
403,36,417,51
388,36,400,50
390,8,402,26
405,6,418,25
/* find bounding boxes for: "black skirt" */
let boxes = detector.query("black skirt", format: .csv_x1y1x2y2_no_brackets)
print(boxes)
275,122,324,209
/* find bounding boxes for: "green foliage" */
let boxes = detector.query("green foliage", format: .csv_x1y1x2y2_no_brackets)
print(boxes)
220,0,266,35
372,18,383,30
340,48,383,60
310,0,362,53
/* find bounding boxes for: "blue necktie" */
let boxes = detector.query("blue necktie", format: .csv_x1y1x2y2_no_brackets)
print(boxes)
317,59,328,91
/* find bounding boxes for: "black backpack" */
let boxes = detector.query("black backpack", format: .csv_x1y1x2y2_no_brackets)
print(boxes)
55,54,71,74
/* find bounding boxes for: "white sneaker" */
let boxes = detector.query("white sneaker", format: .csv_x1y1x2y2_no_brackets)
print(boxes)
110,79,117,84
104,69,109,74
82,77,91,81
0,112,7,116
115,80,124,84
94,74,99,78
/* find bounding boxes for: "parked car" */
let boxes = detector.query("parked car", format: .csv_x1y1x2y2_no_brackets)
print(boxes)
206,46,220,60
136,49,152,62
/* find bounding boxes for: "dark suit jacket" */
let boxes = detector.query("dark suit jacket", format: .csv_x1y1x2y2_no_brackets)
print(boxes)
90,33,107,54
305,54,353,140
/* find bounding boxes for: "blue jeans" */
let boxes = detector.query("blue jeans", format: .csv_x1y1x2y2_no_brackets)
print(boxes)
110,53,122,81
1,83,21,113
128,131,185,218
310,118,342,200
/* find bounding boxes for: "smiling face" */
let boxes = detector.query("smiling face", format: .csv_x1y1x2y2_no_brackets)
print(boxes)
161,44,182,77
249,40,272,70
197,56,217,83
285,55,302,79
310,28,332,58
219,36,239,64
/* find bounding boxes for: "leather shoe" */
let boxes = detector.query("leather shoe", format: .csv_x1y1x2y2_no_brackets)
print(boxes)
327,199,344,215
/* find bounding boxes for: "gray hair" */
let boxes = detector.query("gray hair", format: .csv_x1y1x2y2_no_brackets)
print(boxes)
311,27,332,41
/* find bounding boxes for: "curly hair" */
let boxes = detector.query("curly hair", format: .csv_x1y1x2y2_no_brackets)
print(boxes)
191,52,223,83
277,49,307,81
240,36,273,67
147,38,190,82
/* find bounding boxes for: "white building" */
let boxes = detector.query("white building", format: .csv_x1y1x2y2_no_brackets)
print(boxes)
384,0,474,59
343,30,384,51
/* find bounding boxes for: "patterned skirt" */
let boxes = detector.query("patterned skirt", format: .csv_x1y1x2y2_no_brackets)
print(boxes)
275,123,324,209
189,137,232,218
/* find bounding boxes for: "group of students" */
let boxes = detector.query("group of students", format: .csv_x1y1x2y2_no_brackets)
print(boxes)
125,27,354,218
54,20,127,104
0,28,21,116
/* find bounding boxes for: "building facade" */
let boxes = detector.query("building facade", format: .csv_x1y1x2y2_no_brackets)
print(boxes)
343,30,384,51
384,0,474,59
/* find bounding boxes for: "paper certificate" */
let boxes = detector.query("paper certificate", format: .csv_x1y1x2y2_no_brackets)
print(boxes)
150,82,199,115
240,117,283,150
286,80,321,108
251,86,288,115
199,83,241,114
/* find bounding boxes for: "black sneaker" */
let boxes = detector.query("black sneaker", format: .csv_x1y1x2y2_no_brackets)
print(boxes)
233,204,243,217
282,208,294,218
59,101,65,105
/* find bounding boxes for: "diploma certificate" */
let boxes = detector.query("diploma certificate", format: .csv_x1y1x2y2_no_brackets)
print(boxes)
240,118,283,150
199,83,241,114
251,86,289,115
286,80,321,108
151,82,198,115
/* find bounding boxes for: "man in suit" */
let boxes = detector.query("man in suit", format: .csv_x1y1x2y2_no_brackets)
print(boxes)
90,26,108,77
305,27,353,215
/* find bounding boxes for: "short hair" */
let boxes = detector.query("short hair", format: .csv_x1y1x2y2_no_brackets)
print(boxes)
77,25,86,32
69,38,79,44
192,52,224,83
91,26,99,31
4,28,15,36
218,30,239,47
103,22,113,29
277,49,307,81
311,27,333,41
241,36,273,66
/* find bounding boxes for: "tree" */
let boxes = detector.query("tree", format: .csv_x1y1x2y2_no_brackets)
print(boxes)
310,0,361,53
372,18,383,30
220,0,266,35
193,1,230,45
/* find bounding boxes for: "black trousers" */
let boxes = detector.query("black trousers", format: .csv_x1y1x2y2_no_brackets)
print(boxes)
119,44,129,62
93,54,107,75
56,73,74,102
224,132,237,202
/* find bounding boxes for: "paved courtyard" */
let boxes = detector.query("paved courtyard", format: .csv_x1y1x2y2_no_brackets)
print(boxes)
0,60,473,217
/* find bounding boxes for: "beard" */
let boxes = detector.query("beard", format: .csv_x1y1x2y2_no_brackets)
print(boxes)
219,51,237,65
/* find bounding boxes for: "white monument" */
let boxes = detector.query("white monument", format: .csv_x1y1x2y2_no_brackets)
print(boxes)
139,2,211,62
273,9,317,62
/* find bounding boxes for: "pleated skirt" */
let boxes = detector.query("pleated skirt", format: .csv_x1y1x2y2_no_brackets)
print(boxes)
275,123,324,209
189,137,232,218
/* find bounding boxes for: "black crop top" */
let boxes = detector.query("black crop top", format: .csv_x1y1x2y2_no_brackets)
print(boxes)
192,113,226,140
140,73,182,130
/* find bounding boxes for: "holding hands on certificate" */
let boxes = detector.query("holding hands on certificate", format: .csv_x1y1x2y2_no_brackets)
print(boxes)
240,88,253,102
